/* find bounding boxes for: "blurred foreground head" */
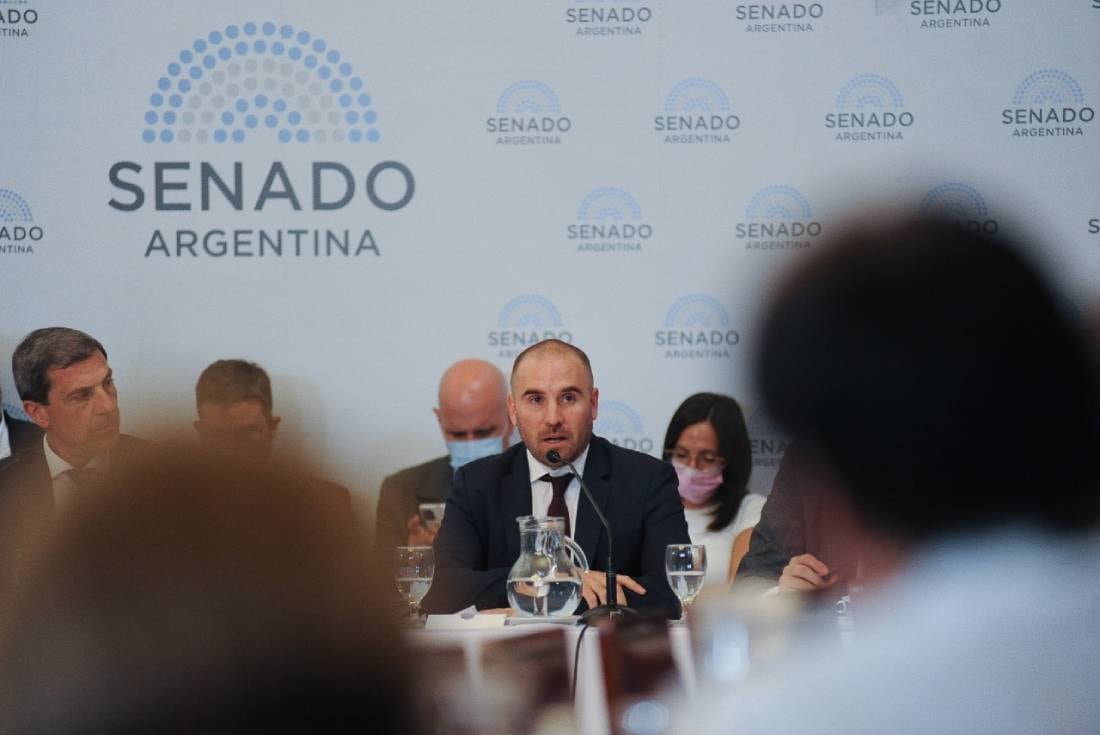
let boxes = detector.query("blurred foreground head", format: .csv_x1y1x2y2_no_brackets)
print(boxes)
0,448,413,734
757,215,1100,544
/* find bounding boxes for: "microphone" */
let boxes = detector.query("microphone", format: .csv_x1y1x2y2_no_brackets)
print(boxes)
547,449,638,624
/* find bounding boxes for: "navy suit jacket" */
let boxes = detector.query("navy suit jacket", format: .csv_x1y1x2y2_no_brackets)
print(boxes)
421,435,689,617
0,432,151,589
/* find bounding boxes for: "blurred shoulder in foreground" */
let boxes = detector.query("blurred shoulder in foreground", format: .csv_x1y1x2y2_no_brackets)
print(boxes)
678,213,1100,734
0,444,416,735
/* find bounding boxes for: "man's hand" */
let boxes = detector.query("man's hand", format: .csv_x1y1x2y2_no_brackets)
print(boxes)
580,570,646,609
778,553,838,592
405,514,437,546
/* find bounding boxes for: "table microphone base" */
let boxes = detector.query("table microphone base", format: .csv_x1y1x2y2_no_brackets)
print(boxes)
578,604,640,625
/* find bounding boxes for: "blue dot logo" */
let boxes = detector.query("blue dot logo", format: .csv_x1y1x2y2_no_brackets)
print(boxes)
0,189,35,223
141,22,381,144
497,295,564,329
665,295,731,329
744,186,814,220
576,188,643,222
664,78,731,113
836,74,905,110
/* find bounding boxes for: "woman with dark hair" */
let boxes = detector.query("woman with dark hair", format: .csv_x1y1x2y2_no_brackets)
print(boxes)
663,392,764,586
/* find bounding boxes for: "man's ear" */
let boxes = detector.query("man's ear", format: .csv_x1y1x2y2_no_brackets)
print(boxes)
269,415,282,436
192,419,202,436
590,387,599,422
501,413,515,449
22,400,50,430
506,394,518,428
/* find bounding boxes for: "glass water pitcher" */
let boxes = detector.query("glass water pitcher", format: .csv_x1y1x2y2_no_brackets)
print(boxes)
507,515,589,617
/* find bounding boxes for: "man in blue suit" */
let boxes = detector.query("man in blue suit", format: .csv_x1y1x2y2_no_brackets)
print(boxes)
423,339,689,617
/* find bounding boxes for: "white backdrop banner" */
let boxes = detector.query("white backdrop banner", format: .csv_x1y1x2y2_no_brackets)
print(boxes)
2,1,1098,516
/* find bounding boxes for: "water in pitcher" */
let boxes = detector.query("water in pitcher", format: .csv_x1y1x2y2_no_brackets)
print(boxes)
507,576,582,616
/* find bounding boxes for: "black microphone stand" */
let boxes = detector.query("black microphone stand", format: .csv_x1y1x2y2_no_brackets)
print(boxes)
547,449,639,624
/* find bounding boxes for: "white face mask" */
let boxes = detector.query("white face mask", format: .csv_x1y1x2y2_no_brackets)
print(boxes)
447,435,504,470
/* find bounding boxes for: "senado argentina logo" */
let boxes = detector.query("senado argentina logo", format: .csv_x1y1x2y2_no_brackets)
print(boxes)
1002,69,1093,139
0,189,42,255
141,22,378,144
656,294,740,360
595,400,654,454
566,0,653,38
735,2,823,34
0,1,38,39
747,409,792,470
487,81,572,146
488,295,573,360
826,74,914,143
919,182,998,234
736,185,822,251
907,0,1002,30
568,187,652,253
108,21,414,261
655,78,740,145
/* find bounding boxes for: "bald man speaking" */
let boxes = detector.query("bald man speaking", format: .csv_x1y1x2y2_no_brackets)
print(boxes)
422,340,689,617
374,359,512,562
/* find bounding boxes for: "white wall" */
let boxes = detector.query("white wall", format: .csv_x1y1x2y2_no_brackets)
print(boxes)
2,1,1097,520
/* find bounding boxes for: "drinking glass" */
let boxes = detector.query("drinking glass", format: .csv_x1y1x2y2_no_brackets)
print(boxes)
666,544,707,620
394,545,435,619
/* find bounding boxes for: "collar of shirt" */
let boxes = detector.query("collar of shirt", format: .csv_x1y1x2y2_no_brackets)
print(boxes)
526,444,590,537
525,443,590,485
0,411,10,462
42,434,107,480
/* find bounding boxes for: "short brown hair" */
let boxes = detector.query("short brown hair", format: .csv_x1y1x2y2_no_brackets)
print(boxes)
12,327,108,405
195,360,273,416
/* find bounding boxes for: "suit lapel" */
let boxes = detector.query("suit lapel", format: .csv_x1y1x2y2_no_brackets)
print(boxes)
501,447,533,564
574,438,611,567
1,442,56,523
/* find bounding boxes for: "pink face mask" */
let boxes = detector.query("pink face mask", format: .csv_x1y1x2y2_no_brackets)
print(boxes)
673,461,724,505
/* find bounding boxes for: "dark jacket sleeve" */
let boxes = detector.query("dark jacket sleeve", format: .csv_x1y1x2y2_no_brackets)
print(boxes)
420,465,510,613
734,447,806,583
624,461,690,616
374,475,410,566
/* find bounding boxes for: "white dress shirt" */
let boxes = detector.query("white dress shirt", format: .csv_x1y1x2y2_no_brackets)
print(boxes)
42,435,106,512
0,411,10,462
526,444,590,538
684,492,766,587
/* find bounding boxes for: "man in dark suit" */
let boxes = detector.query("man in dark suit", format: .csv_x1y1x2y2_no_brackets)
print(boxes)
0,328,148,589
374,359,512,565
422,340,689,617
193,358,355,521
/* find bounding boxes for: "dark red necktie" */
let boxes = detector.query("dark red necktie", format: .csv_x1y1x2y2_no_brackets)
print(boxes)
539,473,573,536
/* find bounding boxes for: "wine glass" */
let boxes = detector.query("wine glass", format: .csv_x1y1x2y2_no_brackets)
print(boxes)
666,544,707,621
394,545,435,619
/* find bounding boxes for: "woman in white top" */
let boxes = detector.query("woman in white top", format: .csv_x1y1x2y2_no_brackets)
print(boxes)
663,393,765,587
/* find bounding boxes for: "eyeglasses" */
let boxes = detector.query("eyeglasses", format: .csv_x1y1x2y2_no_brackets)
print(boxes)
665,448,725,471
